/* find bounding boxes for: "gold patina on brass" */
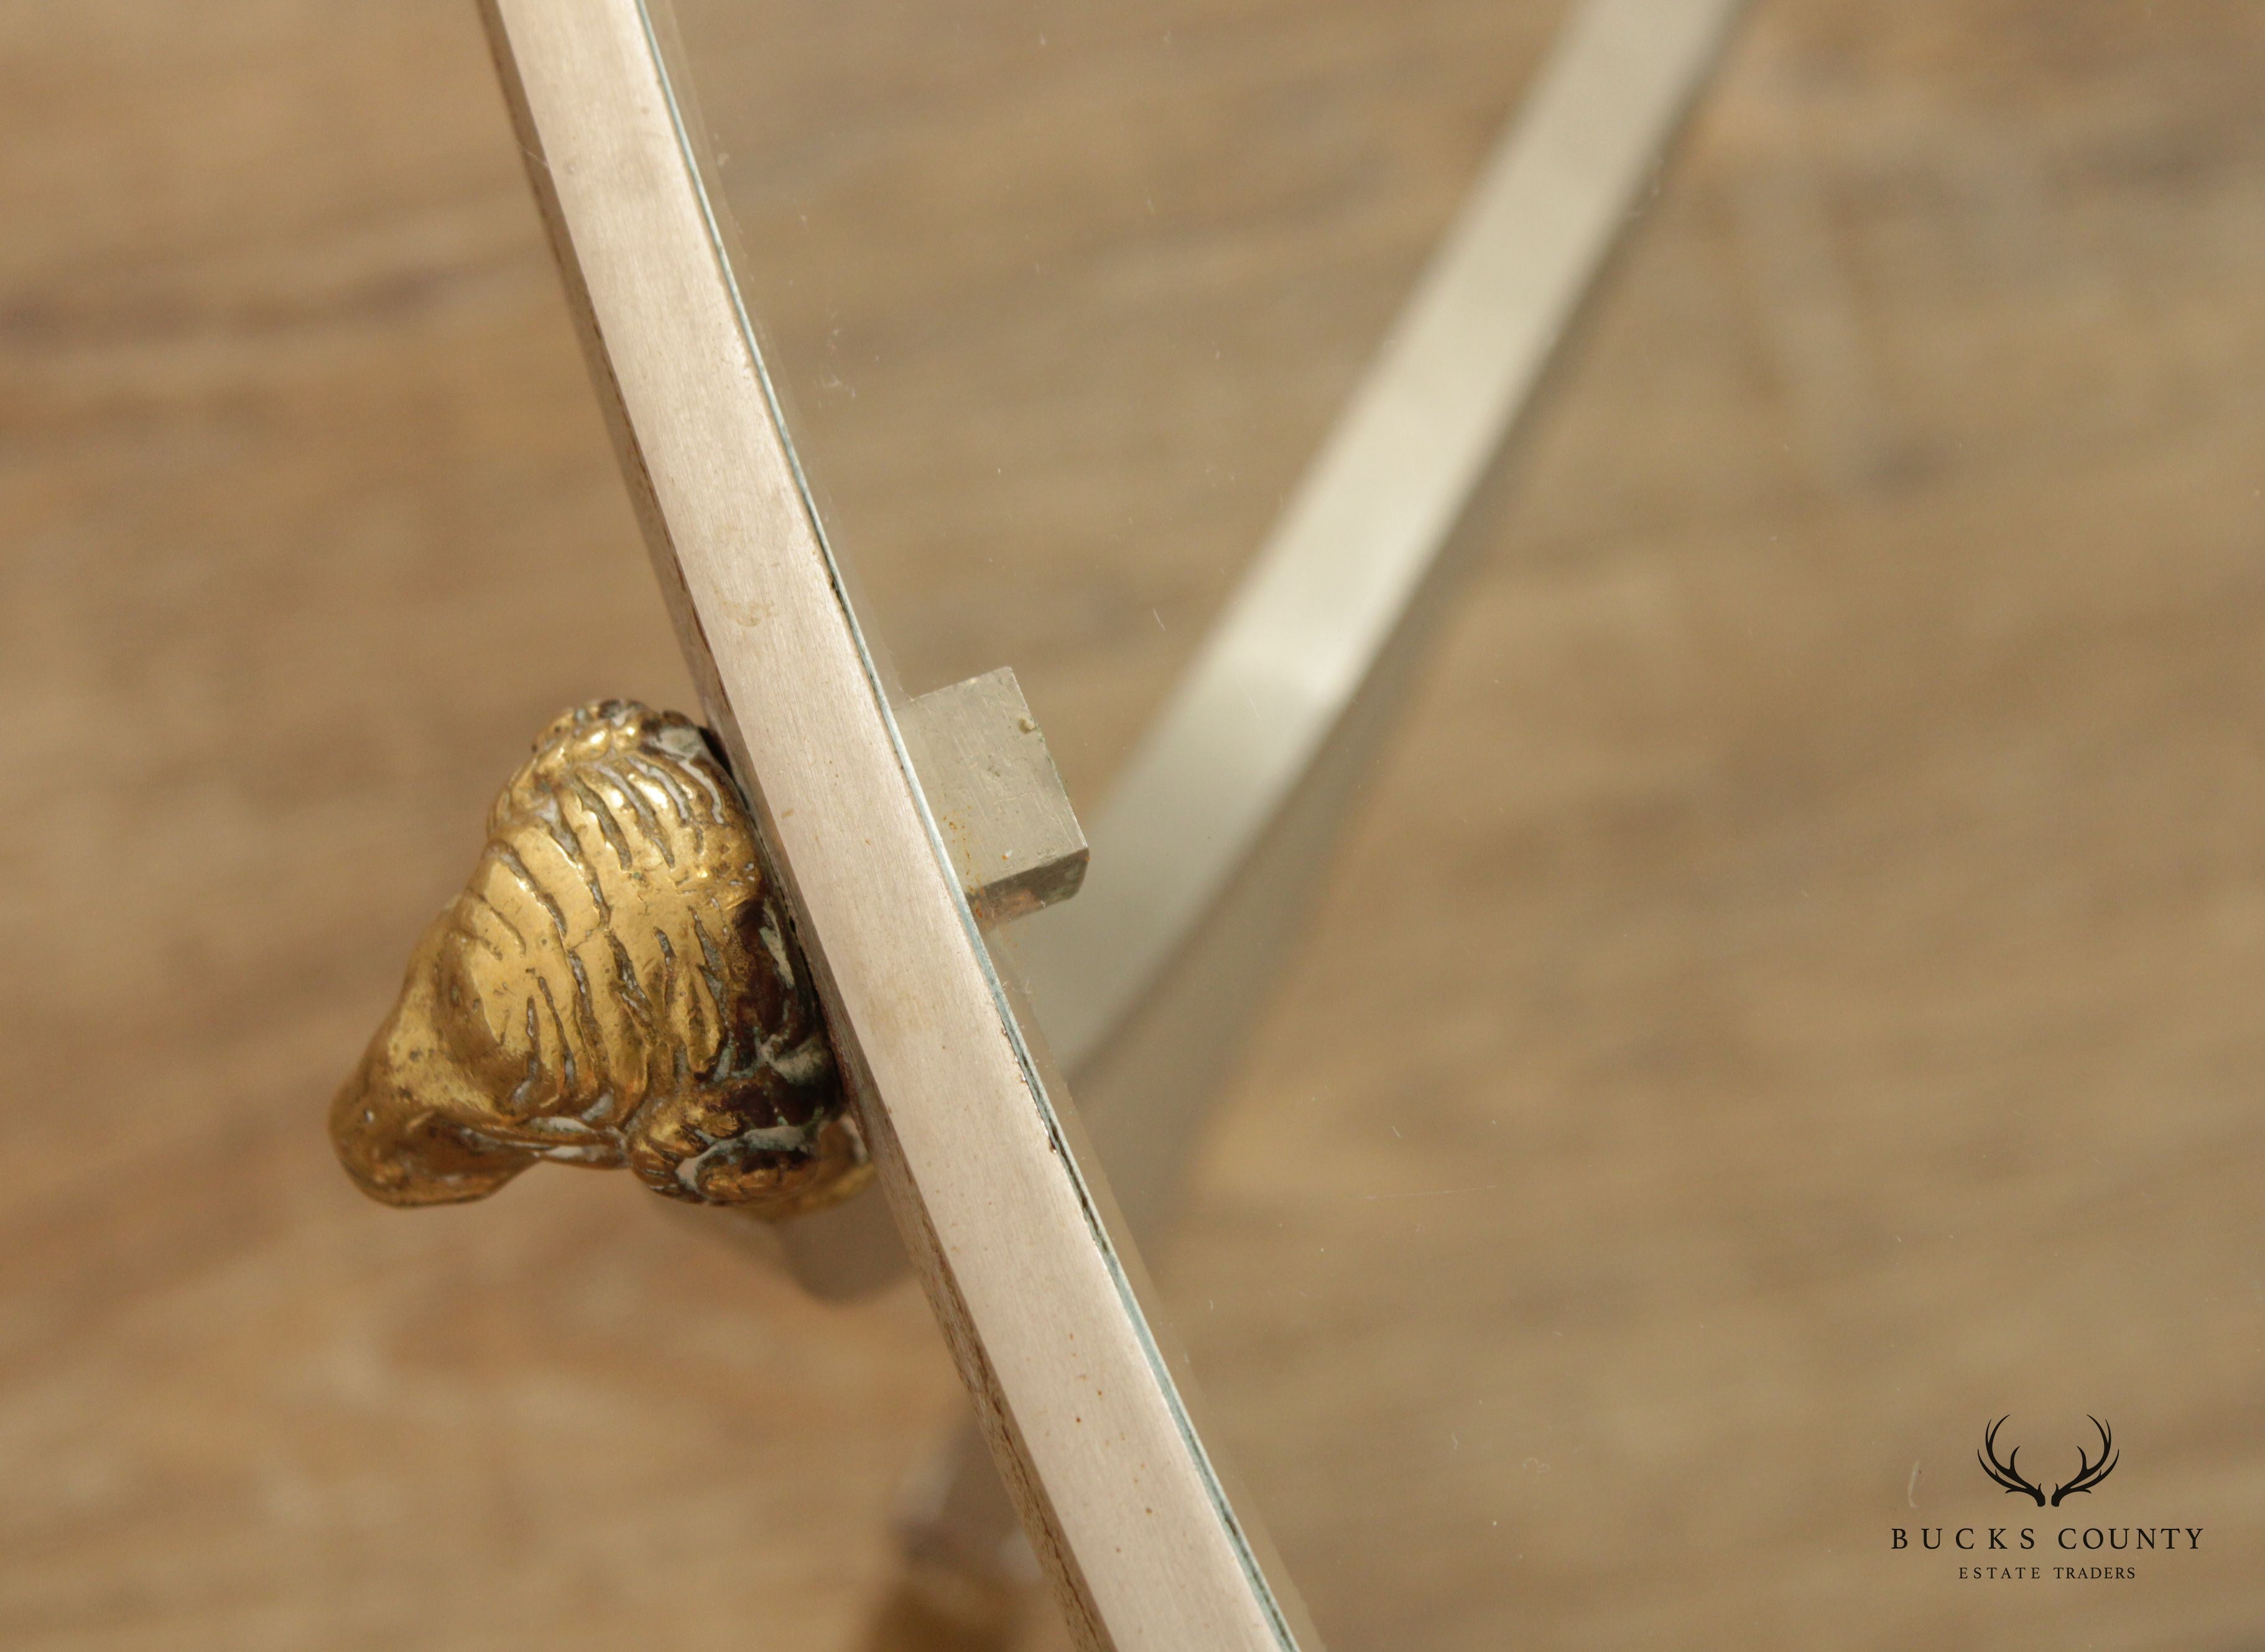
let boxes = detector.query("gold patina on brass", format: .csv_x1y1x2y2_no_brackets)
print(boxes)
331,700,870,1218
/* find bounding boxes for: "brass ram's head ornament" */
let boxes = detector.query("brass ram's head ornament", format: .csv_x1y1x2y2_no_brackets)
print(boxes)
331,700,869,1218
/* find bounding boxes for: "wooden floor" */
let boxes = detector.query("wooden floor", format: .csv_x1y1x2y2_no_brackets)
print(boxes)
6,2,2264,1649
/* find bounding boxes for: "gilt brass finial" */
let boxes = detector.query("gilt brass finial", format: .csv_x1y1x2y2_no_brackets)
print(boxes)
331,700,870,1218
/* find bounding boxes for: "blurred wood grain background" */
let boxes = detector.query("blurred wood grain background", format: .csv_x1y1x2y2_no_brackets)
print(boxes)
5,2,2263,1650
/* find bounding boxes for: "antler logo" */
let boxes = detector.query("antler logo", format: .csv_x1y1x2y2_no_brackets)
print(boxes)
1978,1416,2118,1507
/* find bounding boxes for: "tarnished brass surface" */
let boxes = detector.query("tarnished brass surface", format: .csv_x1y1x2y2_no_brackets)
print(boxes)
331,700,869,1217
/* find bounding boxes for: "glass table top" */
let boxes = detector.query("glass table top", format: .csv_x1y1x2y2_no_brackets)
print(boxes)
661,0,2265,1643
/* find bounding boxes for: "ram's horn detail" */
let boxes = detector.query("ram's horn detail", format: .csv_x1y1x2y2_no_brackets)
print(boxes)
331,700,869,1218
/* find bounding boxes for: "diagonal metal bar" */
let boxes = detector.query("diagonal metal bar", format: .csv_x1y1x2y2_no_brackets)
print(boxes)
868,1,1753,1630
1016,0,1749,1074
